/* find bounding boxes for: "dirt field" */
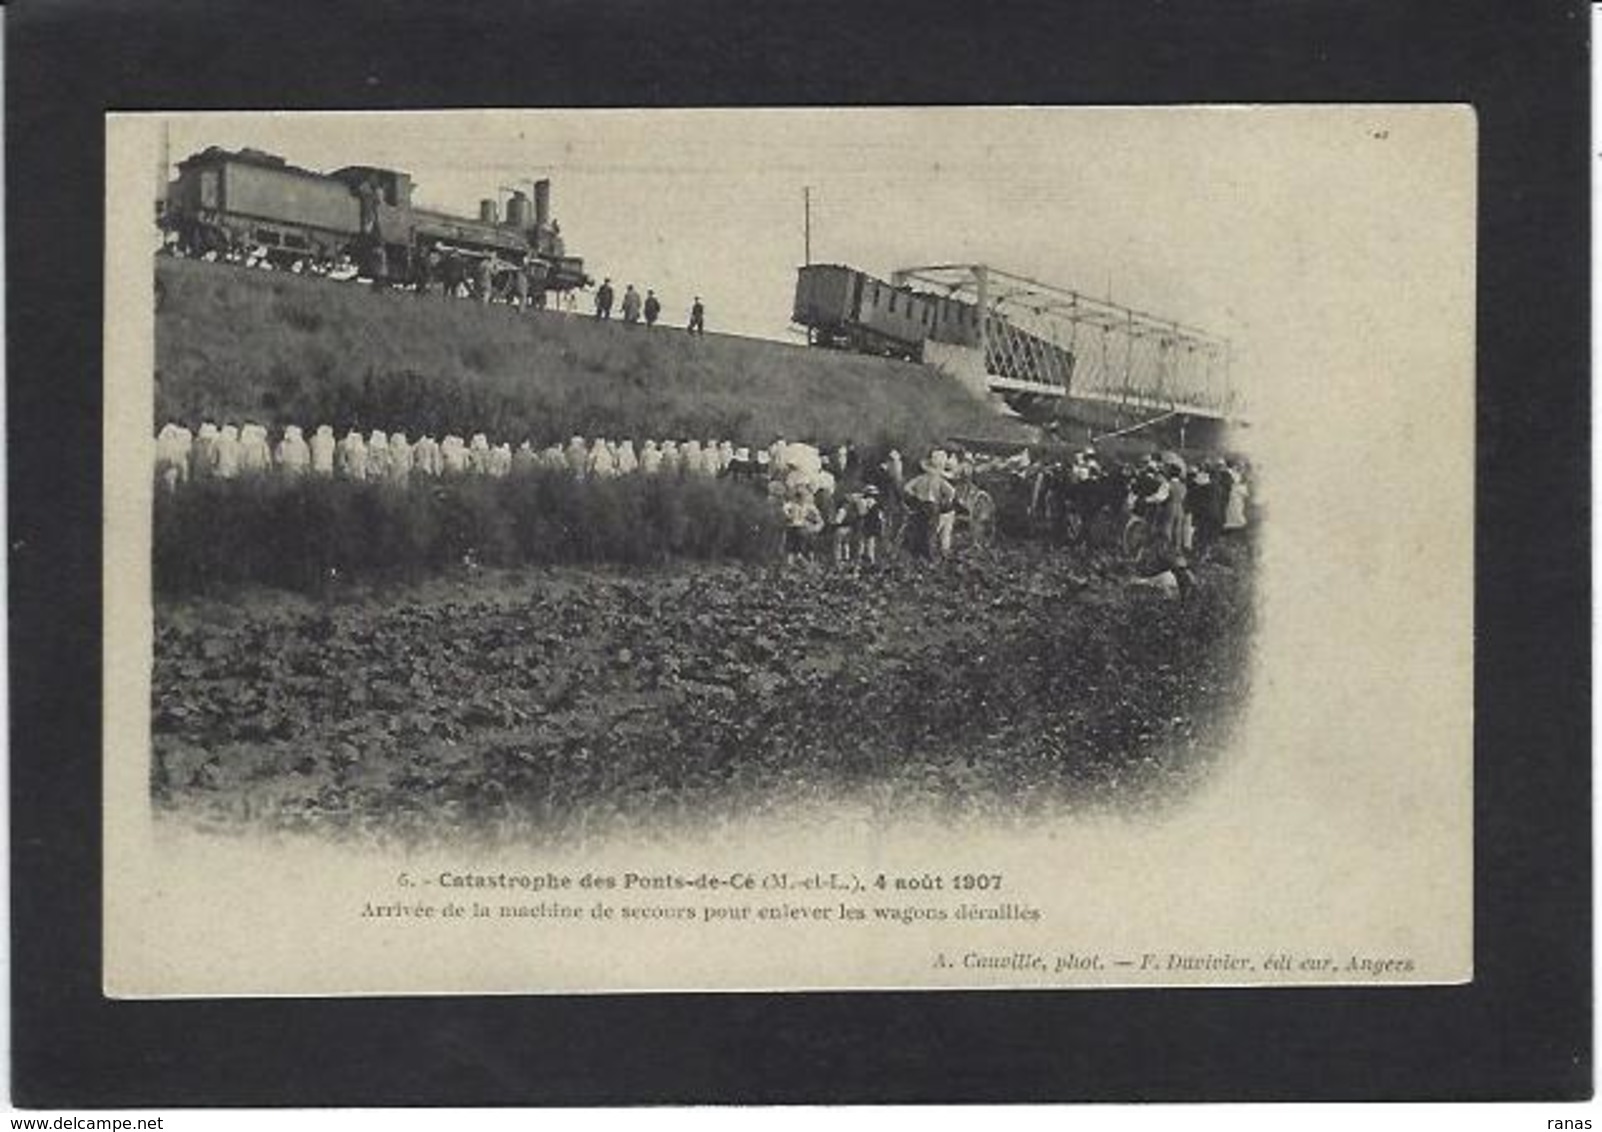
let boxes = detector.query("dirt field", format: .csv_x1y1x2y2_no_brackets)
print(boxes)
152,539,1256,845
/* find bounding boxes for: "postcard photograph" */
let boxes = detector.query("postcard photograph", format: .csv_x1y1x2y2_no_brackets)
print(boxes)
103,107,1474,996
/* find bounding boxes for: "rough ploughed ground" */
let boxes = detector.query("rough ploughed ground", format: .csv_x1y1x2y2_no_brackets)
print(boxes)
152,540,1256,845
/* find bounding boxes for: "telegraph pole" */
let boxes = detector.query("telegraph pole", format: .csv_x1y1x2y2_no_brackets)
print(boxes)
803,187,813,344
158,119,172,221
803,186,812,266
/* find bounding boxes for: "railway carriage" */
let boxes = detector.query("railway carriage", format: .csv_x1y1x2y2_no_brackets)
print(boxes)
926,292,981,348
792,263,1075,395
792,264,932,361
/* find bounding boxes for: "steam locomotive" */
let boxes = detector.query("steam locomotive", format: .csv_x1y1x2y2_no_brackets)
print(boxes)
791,263,1074,389
162,146,589,295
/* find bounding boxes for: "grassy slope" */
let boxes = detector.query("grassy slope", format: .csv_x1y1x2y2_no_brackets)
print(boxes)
155,257,1027,453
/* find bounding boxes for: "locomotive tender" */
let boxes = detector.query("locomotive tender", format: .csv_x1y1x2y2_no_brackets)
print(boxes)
163,146,589,293
792,263,1074,389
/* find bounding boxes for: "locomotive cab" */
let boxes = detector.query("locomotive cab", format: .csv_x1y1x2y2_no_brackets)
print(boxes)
329,166,414,209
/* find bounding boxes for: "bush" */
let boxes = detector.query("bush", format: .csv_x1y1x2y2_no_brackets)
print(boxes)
153,471,783,595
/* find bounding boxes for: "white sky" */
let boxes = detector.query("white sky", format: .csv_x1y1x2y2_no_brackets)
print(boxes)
157,107,1476,426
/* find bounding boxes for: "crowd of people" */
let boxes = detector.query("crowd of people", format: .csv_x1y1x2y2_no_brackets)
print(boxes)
152,418,1253,588
154,422,766,489
592,279,705,334
1019,446,1253,597
1127,451,1250,557
766,440,893,568
149,422,973,566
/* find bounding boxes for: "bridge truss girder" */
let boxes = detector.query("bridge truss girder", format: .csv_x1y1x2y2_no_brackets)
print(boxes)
893,263,1239,419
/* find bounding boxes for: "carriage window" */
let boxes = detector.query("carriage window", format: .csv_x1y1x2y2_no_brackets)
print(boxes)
889,291,897,313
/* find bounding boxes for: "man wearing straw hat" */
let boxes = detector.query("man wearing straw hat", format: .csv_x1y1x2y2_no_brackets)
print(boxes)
902,448,958,559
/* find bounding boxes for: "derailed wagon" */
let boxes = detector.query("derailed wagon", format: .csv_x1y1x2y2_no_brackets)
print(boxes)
792,263,1075,393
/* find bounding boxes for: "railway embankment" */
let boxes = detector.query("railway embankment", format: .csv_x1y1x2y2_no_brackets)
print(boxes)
155,257,1029,454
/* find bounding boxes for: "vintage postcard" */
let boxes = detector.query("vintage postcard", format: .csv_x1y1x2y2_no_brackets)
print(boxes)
103,107,1474,996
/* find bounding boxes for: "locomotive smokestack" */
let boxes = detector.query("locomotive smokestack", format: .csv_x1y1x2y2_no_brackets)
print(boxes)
479,198,499,224
506,191,532,228
534,179,551,229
